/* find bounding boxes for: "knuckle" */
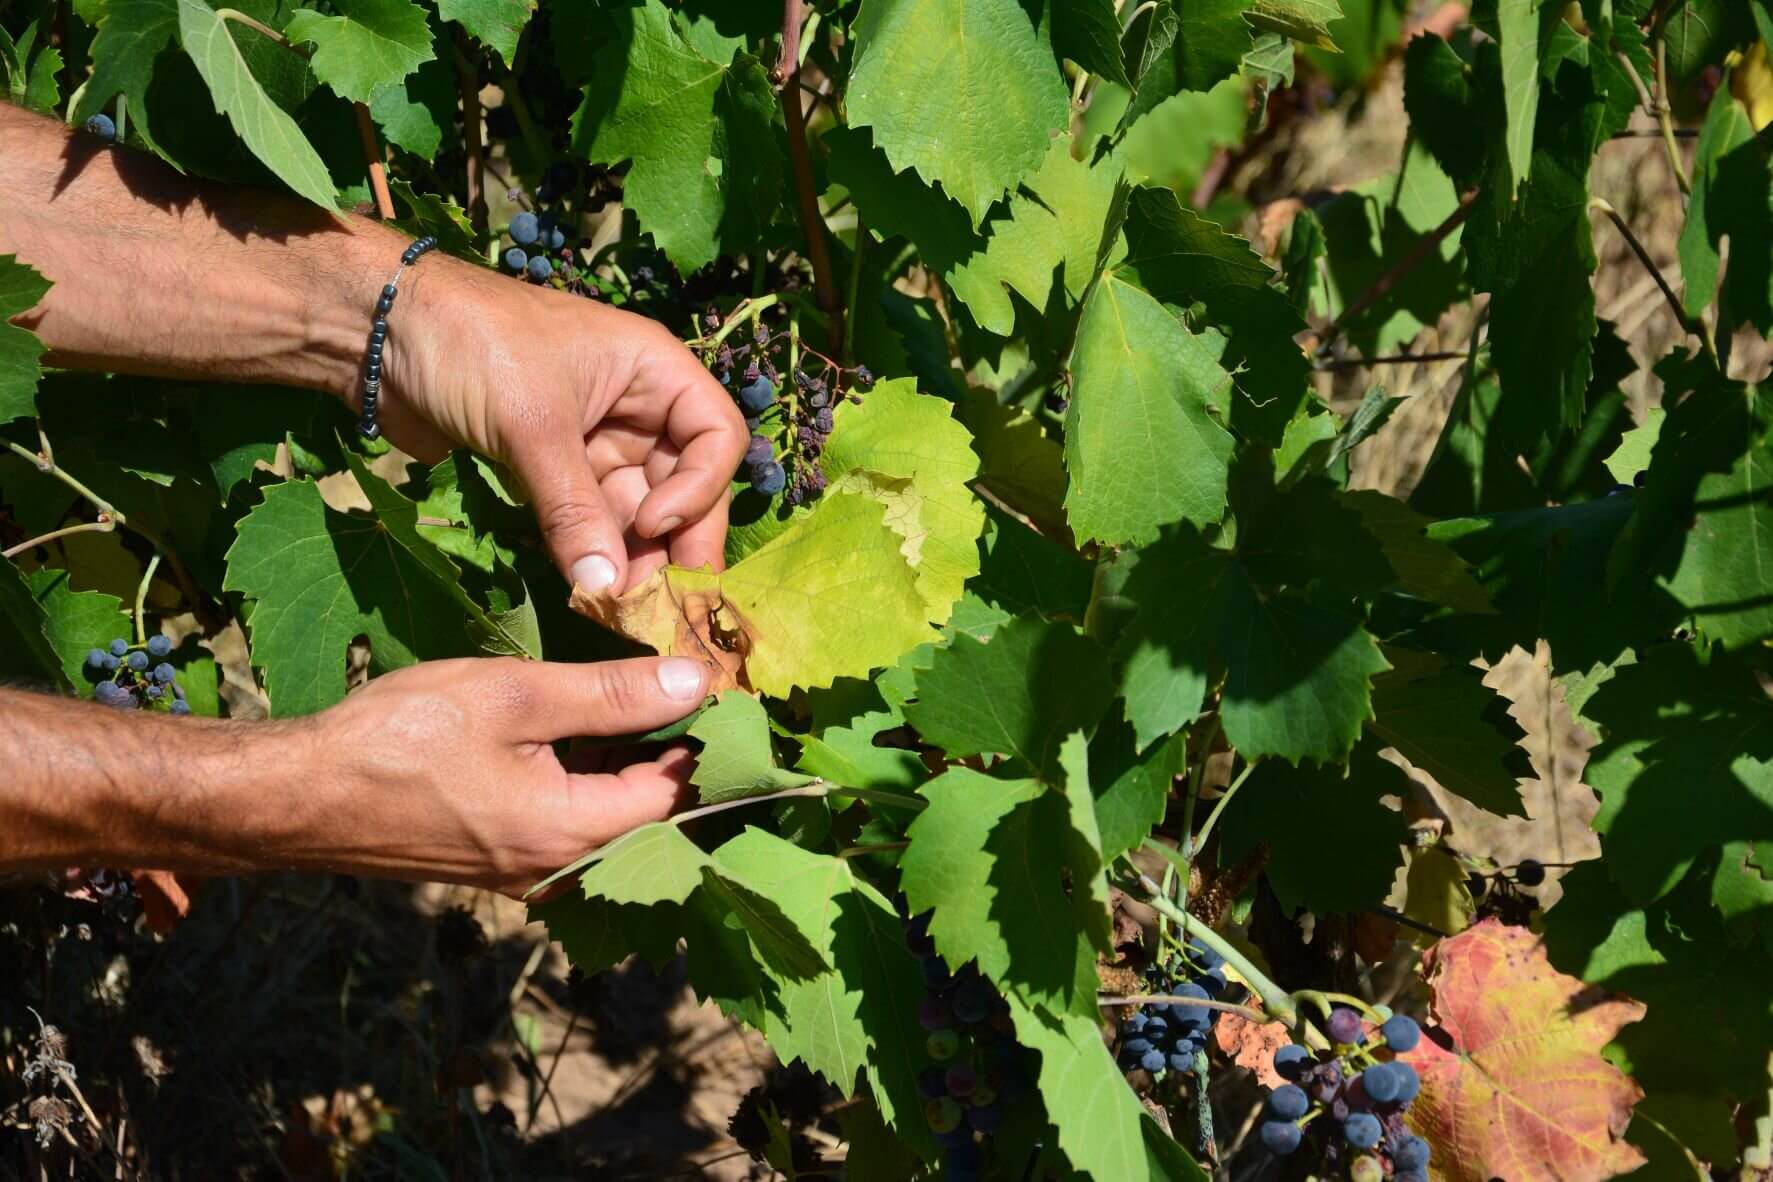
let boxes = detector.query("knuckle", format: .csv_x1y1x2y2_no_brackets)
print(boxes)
585,662,649,716
478,661,533,717
534,493,608,543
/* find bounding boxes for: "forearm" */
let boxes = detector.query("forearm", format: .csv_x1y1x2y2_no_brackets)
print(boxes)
0,102,453,404
0,687,324,874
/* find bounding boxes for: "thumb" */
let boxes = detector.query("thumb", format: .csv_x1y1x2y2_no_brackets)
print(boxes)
517,437,628,595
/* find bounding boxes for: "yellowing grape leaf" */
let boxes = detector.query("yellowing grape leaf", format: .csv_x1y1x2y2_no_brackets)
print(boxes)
572,492,936,697
1401,918,1647,1182
1213,1011,1293,1087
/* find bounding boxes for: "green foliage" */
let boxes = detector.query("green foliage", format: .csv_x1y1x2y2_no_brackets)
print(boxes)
7,0,1773,1171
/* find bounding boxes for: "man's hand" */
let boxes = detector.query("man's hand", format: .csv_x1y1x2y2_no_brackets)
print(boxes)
0,104,748,596
0,655,710,898
381,268,748,595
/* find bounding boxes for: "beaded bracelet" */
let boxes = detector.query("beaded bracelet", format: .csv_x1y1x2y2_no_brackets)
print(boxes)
357,235,438,440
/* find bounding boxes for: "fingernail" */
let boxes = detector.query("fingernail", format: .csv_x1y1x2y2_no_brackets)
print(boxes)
653,515,684,536
657,658,706,700
572,555,617,593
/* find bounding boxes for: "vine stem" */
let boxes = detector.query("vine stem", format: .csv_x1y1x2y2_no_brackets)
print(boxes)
133,553,160,646
3,439,124,524
2,517,115,559
686,293,782,351
1117,865,1297,1026
1190,758,1256,861
842,213,865,364
454,31,487,233
1099,994,1272,1025
214,8,295,50
1589,196,1718,368
353,103,396,220
1174,716,1221,923
667,780,926,829
775,0,842,345
1315,350,1467,371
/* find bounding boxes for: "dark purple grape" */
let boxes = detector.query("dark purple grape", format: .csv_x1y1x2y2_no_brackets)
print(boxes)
1138,1048,1165,1073
749,461,786,496
510,211,540,245
918,996,953,1032
152,662,176,685
503,246,528,273
1344,1112,1382,1149
814,406,834,433
952,980,993,1023
854,365,874,386
944,1064,977,1097
1327,1006,1365,1045
526,255,554,282
918,1066,947,1098
1258,1120,1302,1155
84,113,117,141
920,956,951,988
924,1096,962,1133
965,1103,1000,1133
943,1141,982,1181
1393,1134,1430,1170
127,651,150,672
1267,1084,1309,1120
926,1029,960,1060
739,374,776,414
1362,1062,1402,1103
109,638,129,658
744,434,772,465
1390,1060,1420,1103
1273,1044,1311,1080
1166,1051,1195,1073
1515,858,1546,886
85,648,108,670
146,634,173,658
1381,1014,1420,1052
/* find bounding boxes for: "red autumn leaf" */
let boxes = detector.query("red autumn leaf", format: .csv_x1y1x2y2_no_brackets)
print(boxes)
1401,918,1647,1182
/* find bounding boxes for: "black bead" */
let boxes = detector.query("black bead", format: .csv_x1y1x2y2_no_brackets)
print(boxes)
368,340,383,357
366,365,381,382
382,283,398,299
372,317,387,335
359,419,381,441
369,329,386,346
375,295,393,315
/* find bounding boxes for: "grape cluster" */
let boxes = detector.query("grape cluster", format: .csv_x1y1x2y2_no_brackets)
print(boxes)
83,634,189,714
1256,1010,1430,1181
498,162,578,285
1116,937,1227,1076
697,307,873,505
900,905,1031,1182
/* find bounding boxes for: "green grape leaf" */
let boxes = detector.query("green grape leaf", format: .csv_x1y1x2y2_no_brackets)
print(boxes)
1545,858,1773,1101
1617,376,1773,650
1052,0,1132,86
436,0,533,66
1603,406,1663,483
1090,720,1183,862
711,831,932,1143
23,569,131,695
1464,56,1603,434
0,254,51,426
570,1,780,272
388,178,478,258
578,492,936,697
1497,0,1551,196
367,57,454,157
176,0,338,208
1369,651,1529,817
1218,742,1411,914
0,559,71,690
1679,89,1769,327
901,768,1098,1016
534,894,679,977
817,379,985,624
285,0,434,104
847,0,1070,228
1007,1000,1201,1181
957,387,1070,539
1584,644,1773,905
1404,34,1489,187
825,124,983,274
1117,188,1309,443
1056,730,1114,953
1218,578,1390,765
72,0,179,152
1114,526,1231,751
904,612,1114,777
1343,490,1494,613
689,691,816,804
968,506,1093,625
574,821,826,980
1063,274,1235,546
796,703,927,792
947,135,1125,335
222,468,478,716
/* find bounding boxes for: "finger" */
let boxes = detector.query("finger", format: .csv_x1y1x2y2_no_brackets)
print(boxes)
666,486,732,573
511,431,630,595
508,655,710,741
562,750,697,848
633,383,748,539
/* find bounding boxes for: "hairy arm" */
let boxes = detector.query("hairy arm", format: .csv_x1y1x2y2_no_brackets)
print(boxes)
0,103,746,594
0,654,708,896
